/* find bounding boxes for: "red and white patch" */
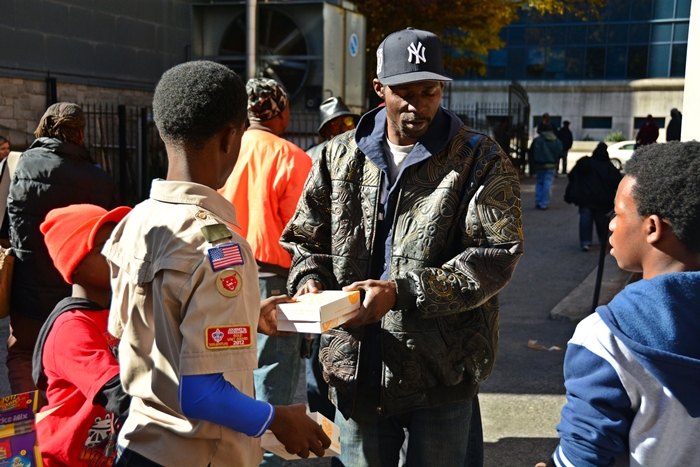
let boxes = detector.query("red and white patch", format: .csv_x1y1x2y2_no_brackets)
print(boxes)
216,269,243,297
205,325,252,349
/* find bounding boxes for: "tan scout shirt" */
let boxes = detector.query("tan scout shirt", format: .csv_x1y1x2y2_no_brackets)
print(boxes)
103,180,263,467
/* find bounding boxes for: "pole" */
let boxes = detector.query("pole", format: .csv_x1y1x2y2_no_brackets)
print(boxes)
246,0,258,80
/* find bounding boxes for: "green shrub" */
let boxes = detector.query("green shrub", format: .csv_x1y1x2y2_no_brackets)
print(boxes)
604,130,626,142
581,134,596,141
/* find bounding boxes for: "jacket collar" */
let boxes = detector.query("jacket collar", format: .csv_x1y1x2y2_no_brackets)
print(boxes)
149,179,239,227
29,137,93,163
354,106,464,177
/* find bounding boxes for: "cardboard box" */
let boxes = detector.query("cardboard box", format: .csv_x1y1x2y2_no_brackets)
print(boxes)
261,412,341,460
276,290,360,322
0,391,43,467
277,309,359,333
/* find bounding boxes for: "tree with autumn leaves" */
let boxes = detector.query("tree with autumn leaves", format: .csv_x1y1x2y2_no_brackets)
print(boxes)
353,0,605,77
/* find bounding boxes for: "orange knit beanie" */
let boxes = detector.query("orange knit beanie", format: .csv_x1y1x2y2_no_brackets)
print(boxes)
40,204,132,284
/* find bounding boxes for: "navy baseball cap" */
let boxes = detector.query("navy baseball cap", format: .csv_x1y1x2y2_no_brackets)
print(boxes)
376,28,452,86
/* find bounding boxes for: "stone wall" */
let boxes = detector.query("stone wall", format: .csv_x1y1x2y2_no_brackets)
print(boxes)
0,77,153,150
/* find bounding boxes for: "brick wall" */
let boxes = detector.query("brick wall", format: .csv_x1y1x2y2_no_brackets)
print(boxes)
0,77,153,150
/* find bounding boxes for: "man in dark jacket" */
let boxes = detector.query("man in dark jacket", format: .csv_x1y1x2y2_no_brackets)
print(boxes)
5,102,117,393
666,108,682,142
530,130,563,210
281,28,523,466
556,120,573,174
636,114,659,147
565,142,622,251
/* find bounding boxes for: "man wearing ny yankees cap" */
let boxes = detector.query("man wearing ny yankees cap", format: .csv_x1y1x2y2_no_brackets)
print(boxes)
281,28,523,465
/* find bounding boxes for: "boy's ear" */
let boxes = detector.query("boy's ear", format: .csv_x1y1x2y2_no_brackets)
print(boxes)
220,124,239,155
645,214,666,245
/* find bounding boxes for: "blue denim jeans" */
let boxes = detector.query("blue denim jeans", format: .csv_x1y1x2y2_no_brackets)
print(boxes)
254,275,302,467
114,446,165,467
306,334,336,420
535,169,557,208
331,384,483,467
578,207,610,247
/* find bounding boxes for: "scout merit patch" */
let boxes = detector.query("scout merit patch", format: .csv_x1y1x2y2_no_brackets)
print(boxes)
207,243,244,271
216,269,243,297
206,325,252,349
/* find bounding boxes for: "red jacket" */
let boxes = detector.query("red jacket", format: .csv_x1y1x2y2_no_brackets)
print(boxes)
219,127,312,269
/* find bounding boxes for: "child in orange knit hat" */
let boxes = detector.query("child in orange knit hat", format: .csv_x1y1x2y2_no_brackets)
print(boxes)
32,204,131,467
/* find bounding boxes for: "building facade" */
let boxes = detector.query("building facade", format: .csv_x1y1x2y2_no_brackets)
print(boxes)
450,0,690,142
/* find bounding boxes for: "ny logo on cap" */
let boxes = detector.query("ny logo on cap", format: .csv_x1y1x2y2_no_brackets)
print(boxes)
407,41,426,64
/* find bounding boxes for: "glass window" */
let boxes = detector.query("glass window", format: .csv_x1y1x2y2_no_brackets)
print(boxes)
565,47,585,78
670,43,687,77
607,0,630,21
526,27,544,45
630,0,652,20
649,44,670,77
567,26,587,45
629,24,650,43
653,0,675,19
651,23,673,42
627,45,649,78
607,24,628,44
487,50,507,79
506,47,527,79
606,46,627,78
545,48,566,78
526,47,545,78
634,117,665,129
582,117,612,129
509,28,525,45
676,0,692,18
585,47,606,78
674,22,689,42
547,27,567,45
587,25,606,44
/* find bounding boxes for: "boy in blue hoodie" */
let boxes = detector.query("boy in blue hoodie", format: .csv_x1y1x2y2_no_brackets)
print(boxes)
538,141,700,467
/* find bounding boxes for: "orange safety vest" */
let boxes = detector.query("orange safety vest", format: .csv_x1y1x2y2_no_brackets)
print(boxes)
219,128,312,269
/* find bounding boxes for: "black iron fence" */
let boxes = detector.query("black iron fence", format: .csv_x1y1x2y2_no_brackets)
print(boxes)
82,104,167,206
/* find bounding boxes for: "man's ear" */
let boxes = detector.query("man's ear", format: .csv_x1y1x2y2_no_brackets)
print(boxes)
372,79,385,99
220,124,239,154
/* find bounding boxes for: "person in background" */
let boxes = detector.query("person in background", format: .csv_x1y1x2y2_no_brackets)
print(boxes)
666,108,682,142
306,96,359,162
537,141,700,467
105,61,329,467
5,103,118,394
530,129,563,210
0,136,10,160
281,27,523,466
556,120,573,175
537,113,555,134
218,77,313,467
635,114,659,147
33,204,132,467
564,142,622,251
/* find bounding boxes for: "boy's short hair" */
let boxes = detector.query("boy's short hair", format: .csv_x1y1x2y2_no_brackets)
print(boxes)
153,61,247,149
41,204,132,284
625,141,700,253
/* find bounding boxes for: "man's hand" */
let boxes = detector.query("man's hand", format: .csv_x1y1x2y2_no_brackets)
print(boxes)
258,295,295,336
269,403,331,458
535,460,554,467
294,279,323,298
342,280,397,328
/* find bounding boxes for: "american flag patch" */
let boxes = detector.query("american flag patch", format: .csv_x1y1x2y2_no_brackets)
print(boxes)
207,243,244,271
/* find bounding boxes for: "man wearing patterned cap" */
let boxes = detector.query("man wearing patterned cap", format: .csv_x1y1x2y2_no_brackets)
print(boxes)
281,28,523,465
219,77,312,467
5,102,118,394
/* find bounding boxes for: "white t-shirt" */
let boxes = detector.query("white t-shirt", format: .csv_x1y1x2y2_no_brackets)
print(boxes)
383,137,415,186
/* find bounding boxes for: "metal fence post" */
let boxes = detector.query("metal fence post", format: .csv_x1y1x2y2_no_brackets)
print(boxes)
118,105,127,202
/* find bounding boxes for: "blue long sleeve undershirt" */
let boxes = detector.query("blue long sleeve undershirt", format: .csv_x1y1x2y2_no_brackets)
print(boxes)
179,373,275,438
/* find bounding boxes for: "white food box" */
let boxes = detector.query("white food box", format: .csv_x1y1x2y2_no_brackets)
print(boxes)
260,411,341,460
277,309,359,333
275,290,361,334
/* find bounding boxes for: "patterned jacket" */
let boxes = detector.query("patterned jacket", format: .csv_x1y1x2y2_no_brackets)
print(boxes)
280,107,523,417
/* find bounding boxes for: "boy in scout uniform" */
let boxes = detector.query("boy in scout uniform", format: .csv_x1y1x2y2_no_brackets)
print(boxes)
104,61,330,467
